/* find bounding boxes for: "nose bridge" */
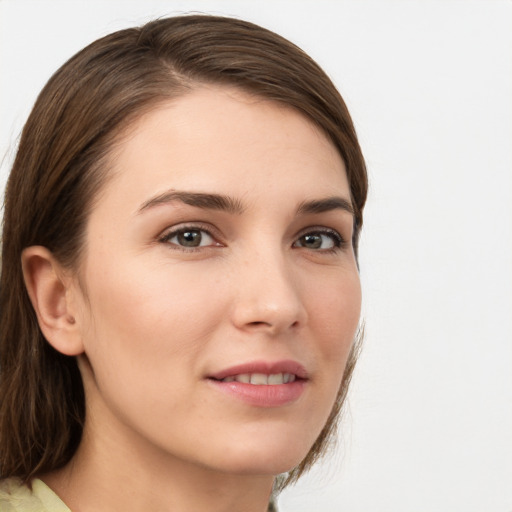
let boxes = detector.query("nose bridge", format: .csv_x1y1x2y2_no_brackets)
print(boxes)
231,242,307,333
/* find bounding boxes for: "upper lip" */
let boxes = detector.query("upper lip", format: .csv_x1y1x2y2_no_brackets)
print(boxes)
208,360,309,381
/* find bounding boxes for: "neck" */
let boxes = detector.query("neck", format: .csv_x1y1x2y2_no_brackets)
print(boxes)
41,402,275,512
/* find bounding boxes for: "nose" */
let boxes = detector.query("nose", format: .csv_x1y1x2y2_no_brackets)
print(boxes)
230,250,308,336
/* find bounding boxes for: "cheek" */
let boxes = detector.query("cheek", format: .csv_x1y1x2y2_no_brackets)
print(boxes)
308,269,361,347
79,259,226,381
76,259,232,442
305,270,361,396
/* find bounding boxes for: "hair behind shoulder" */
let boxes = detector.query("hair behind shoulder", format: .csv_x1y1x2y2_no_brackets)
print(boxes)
0,14,367,485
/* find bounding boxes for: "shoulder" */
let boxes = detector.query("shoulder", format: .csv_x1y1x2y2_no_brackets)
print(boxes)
0,478,70,512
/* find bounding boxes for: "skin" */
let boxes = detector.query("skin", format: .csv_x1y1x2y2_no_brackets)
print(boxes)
25,86,361,512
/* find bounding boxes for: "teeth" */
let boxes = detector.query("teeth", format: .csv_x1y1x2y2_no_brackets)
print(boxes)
221,373,296,385
250,373,268,385
268,373,283,384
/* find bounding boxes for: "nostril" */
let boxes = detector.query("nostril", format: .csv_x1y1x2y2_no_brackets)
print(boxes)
245,319,301,331
248,321,271,328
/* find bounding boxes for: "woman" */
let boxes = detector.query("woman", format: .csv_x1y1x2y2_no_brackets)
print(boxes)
0,14,367,512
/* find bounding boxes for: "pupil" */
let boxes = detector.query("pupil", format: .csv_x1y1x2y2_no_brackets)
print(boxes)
178,231,201,247
303,234,321,248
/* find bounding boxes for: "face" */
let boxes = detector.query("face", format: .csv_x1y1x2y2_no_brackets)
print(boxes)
72,86,361,476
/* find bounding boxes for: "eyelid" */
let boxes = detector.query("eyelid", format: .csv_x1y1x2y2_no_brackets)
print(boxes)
158,222,223,249
157,222,348,252
293,226,348,250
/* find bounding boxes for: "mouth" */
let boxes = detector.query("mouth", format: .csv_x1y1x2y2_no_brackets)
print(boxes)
212,372,298,385
208,359,308,383
207,360,307,407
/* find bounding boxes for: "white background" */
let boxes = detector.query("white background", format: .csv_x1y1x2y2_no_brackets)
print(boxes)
1,1,511,511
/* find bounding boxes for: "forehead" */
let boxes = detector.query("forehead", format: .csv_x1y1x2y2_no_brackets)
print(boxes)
101,86,349,213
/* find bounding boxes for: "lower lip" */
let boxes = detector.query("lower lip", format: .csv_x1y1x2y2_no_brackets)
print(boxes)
208,379,306,407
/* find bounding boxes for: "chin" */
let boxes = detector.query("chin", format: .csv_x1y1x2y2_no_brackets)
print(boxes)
217,455,304,477
207,430,316,477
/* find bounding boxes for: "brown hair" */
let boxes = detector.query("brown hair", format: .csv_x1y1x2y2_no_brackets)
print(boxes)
0,15,367,486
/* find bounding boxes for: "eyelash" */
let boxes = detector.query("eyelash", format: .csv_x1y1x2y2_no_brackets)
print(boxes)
158,223,220,253
158,224,347,253
293,228,347,253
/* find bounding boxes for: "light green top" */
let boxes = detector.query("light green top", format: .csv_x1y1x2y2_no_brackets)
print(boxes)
0,477,278,511
0,478,70,512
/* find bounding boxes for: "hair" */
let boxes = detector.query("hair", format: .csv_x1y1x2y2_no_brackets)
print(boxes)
0,14,367,487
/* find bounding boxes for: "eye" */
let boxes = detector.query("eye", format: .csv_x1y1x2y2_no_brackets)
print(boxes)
160,227,218,249
293,229,344,251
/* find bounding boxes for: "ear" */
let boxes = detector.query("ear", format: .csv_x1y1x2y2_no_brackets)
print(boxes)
22,246,84,356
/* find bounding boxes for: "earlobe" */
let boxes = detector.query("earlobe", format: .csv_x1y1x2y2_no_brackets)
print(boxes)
21,246,84,356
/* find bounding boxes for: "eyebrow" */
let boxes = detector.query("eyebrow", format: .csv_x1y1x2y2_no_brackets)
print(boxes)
296,196,354,216
138,190,245,214
138,190,353,217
